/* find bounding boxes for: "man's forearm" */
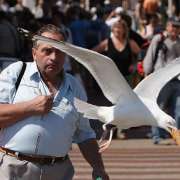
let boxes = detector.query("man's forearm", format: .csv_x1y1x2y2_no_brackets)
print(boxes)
78,139,105,171
0,95,53,128
0,102,34,128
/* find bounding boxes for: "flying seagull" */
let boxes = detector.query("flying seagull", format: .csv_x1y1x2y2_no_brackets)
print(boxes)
33,35,180,150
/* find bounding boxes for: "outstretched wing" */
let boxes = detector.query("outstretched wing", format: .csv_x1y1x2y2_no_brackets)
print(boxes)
134,58,180,101
33,35,138,104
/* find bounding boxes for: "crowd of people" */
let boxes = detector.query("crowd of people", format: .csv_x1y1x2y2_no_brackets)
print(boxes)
0,0,180,141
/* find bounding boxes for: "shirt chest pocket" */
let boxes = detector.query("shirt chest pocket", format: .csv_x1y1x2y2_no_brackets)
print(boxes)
51,97,79,131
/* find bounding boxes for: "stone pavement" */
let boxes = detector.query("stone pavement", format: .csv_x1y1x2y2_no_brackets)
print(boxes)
70,139,180,180
105,138,177,149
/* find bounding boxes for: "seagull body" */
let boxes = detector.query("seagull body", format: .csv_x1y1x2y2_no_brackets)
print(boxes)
33,35,180,145
75,93,170,131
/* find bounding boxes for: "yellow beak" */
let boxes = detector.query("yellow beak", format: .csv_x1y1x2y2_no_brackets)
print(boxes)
169,128,180,145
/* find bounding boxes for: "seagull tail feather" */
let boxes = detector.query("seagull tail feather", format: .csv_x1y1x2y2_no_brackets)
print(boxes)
74,98,103,121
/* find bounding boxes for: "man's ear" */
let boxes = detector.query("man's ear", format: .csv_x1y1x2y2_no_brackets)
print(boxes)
32,48,36,59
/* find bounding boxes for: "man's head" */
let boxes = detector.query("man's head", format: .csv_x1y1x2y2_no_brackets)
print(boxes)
32,24,66,79
166,17,180,39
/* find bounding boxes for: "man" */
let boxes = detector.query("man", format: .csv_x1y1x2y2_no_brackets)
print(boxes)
143,17,180,144
143,17,180,74
0,24,109,180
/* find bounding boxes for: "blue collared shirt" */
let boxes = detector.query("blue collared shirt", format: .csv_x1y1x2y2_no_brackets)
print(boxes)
0,61,95,156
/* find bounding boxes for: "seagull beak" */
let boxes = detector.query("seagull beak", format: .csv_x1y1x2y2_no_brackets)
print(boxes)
168,127,180,145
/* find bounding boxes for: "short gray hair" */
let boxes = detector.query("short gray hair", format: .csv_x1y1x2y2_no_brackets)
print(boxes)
33,24,68,48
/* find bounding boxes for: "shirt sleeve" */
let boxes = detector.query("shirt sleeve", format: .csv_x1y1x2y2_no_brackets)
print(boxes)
143,34,161,75
0,61,23,103
72,77,96,143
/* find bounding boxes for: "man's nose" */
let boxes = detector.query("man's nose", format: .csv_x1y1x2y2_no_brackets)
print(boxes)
49,51,58,60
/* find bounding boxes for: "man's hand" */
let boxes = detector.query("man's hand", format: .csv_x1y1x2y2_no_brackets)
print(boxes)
0,94,54,128
92,169,110,180
29,94,54,115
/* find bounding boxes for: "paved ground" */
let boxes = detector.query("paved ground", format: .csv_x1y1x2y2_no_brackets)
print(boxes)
70,139,180,180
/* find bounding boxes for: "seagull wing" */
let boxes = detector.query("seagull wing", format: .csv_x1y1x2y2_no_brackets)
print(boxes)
33,35,138,104
134,58,180,101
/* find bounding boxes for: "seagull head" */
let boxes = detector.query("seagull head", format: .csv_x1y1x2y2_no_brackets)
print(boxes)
158,116,180,145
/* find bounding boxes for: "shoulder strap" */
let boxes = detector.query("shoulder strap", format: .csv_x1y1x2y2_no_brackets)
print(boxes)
15,62,26,90
153,33,165,68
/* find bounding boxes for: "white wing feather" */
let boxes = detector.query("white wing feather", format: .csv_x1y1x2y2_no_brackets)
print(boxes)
33,35,138,105
134,59,180,101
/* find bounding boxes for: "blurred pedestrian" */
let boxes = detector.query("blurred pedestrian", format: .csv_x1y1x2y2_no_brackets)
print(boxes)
0,11,21,71
93,18,140,81
143,17,180,144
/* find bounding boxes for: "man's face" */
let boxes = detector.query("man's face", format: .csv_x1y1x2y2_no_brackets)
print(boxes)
32,32,65,77
166,22,180,38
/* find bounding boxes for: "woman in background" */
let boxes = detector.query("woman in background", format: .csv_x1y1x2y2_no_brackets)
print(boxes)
93,18,140,82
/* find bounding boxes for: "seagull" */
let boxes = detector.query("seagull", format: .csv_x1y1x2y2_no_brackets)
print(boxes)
33,35,180,151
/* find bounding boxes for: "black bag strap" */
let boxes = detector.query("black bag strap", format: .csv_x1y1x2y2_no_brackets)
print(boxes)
15,62,26,90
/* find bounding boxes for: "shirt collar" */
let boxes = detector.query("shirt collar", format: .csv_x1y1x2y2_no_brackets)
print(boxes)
27,61,40,78
59,73,73,96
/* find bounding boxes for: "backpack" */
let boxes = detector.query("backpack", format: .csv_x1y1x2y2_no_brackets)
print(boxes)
0,21,21,58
